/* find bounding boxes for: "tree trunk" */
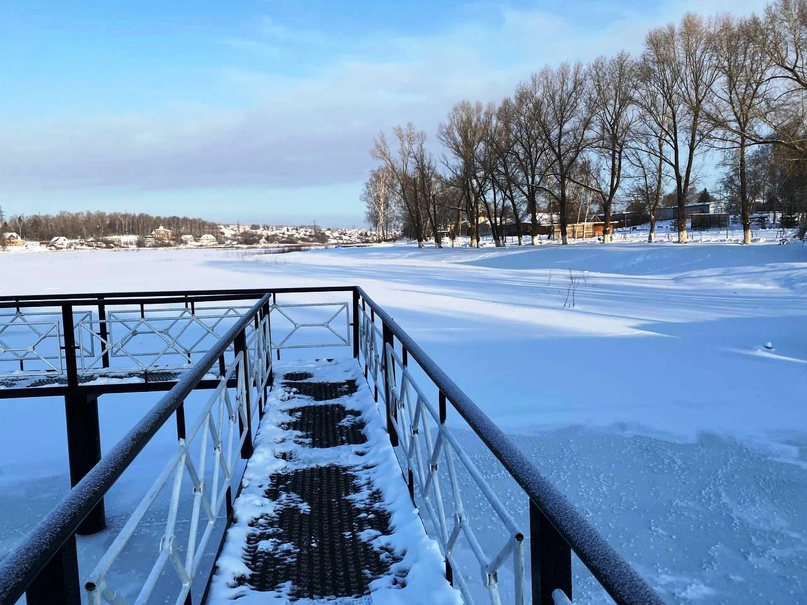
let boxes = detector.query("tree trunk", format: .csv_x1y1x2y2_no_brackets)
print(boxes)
603,198,613,244
739,141,752,245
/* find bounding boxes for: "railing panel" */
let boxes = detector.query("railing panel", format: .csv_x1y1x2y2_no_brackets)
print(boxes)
0,294,273,605
355,287,663,605
358,301,526,605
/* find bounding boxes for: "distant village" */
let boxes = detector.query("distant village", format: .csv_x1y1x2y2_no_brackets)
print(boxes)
0,223,378,251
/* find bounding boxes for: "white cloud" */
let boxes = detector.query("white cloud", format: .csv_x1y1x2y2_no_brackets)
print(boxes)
0,0,773,198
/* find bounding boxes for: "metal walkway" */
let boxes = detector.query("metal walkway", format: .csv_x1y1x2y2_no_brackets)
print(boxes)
207,358,436,603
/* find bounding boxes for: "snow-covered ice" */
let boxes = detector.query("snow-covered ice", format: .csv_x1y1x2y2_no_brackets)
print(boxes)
0,238,805,604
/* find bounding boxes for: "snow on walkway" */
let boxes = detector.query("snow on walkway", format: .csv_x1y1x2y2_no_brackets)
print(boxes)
208,358,460,605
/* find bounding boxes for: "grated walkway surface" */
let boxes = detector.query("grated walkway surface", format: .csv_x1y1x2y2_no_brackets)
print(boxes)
212,360,412,602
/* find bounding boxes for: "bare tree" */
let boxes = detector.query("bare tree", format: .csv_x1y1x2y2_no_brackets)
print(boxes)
638,14,719,244
490,103,526,245
586,52,637,243
708,14,774,244
413,132,445,248
372,125,430,247
361,167,396,241
626,134,670,242
505,85,552,245
438,101,495,248
532,62,594,244
759,0,807,153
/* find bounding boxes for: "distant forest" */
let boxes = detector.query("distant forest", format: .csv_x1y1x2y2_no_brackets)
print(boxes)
1,211,219,241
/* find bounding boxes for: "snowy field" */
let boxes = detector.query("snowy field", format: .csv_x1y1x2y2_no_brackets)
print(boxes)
0,236,806,604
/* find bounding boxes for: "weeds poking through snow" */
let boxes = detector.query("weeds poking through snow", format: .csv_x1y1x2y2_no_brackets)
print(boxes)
564,269,579,308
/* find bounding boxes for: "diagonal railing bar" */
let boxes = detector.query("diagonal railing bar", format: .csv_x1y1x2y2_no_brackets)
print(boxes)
0,319,64,373
74,308,254,374
269,302,350,349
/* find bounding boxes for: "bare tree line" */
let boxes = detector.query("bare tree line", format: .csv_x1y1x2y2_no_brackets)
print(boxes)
363,0,807,246
1,210,219,242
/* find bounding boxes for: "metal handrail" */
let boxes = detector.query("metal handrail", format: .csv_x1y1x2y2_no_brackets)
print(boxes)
0,293,272,604
355,286,663,605
0,286,355,309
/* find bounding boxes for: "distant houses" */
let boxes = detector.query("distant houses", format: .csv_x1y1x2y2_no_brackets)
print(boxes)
151,225,172,241
1,232,25,247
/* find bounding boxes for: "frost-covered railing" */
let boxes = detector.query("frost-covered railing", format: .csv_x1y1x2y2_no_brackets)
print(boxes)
0,293,275,605
0,289,352,381
354,287,663,605
359,304,526,604
0,286,662,605
76,306,253,374
0,309,91,375
84,309,269,604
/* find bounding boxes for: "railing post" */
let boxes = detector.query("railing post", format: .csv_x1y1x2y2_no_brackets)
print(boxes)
530,499,572,605
352,289,360,359
97,300,110,368
62,305,105,534
381,322,398,447
235,329,253,459
25,535,80,605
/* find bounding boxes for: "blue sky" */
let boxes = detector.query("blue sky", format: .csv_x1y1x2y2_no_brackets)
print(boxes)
0,0,770,227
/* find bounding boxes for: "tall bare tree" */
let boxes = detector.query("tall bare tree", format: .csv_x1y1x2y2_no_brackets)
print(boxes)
586,52,637,243
372,124,430,247
412,132,445,248
532,62,594,244
638,14,719,244
361,167,396,241
505,85,552,245
709,14,774,244
438,101,495,248
490,103,526,245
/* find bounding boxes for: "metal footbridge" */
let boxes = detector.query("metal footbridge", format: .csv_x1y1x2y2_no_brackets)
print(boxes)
0,287,663,604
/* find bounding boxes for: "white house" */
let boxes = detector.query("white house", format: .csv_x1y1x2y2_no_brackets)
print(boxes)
48,236,69,249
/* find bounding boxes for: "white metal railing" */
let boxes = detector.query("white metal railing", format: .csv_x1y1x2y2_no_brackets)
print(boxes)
0,310,91,375
84,312,271,604
1,299,351,382
76,306,252,374
358,305,526,605
269,302,350,350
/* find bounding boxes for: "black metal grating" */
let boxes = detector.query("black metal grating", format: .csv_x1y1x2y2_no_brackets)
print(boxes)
238,372,403,600
285,403,366,448
0,369,183,389
283,378,358,401
243,465,404,598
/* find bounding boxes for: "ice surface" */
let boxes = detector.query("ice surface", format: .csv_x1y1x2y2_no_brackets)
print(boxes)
0,239,805,603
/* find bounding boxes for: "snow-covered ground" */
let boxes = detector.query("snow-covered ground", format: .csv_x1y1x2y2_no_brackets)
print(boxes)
1,236,805,604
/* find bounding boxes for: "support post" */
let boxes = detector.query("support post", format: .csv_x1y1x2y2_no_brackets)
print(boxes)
25,535,80,605
234,330,253,459
62,305,105,534
530,499,572,605
381,323,398,446
97,301,110,369
352,289,360,359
